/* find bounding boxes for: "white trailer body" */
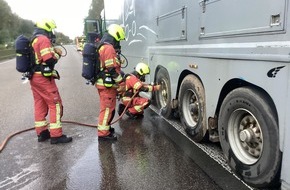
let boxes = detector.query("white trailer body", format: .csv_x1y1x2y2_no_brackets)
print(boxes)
103,0,290,189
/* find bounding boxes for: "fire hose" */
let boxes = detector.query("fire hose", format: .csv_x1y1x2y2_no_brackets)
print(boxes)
0,91,139,153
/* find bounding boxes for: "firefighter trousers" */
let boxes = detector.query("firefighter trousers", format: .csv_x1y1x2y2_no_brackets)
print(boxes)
30,74,63,137
122,96,150,115
96,87,117,137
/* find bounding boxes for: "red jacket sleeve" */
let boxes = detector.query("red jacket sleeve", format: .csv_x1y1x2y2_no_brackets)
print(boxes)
126,74,143,92
33,35,60,64
99,44,123,83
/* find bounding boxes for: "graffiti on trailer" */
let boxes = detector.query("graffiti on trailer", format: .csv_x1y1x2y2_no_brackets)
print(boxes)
123,0,157,46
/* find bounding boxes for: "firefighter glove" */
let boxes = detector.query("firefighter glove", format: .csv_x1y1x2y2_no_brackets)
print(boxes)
54,47,62,56
117,82,126,93
52,70,60,80
154,85,161,91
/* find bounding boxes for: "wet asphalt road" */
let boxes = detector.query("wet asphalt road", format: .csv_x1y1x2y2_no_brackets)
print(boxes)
0,46,249,190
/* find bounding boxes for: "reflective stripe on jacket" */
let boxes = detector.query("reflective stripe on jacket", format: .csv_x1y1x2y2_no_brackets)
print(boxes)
32,35,60,66
124,74,142,95
122,74,155,99
96,44,123,87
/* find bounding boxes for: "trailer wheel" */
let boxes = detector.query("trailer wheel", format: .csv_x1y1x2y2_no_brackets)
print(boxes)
154,67,172,118
218,87,281,188
179,75,206,142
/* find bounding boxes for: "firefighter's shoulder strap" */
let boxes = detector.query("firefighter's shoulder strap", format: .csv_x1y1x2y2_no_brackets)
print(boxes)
96,42,105,69
29,35,42,71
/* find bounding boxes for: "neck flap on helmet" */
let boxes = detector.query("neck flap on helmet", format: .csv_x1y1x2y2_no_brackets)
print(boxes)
33,28,55,43
101,33,120,50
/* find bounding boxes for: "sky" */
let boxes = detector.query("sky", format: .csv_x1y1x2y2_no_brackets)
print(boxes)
5,0,92,39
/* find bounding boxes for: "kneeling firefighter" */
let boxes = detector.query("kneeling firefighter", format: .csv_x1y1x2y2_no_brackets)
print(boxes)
30,19,72,144
118,62,161,119
95,24,126,141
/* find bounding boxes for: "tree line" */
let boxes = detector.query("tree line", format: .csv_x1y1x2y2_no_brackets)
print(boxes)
0,0,34,47
0,0,104,48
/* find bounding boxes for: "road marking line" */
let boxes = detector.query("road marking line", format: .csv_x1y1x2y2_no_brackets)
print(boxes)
0,59,14,65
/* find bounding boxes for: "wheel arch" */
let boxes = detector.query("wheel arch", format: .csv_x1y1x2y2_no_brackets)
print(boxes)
176,69,204,100
215,79,278,124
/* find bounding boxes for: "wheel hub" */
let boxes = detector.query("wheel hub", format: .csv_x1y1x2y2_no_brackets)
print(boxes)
239,128,254,143
228,109,263,164
161,89,167,98
159,81,168,107
182,90,199,126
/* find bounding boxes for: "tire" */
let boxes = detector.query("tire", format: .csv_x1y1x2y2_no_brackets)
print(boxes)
154,67,172,118
178,75,207,142
218,87,281,188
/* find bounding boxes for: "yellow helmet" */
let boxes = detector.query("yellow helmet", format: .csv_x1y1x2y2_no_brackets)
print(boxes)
135,62,150,76
107,24,125,41
36,19,57,32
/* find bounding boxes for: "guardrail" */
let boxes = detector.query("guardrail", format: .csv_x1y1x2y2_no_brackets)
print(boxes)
0,49,15,61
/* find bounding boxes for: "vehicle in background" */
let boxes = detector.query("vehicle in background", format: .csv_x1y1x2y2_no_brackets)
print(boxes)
75,36,86,51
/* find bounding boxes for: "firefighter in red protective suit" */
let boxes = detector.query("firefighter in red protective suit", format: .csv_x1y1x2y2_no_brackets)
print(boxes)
30,19,72,144
95,24,125,141
118,62,161,119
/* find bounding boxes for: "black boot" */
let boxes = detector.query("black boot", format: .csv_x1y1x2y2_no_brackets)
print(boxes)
38,129,50,142
98,133,117,141
126,110,138,119
50,135,72,144
109,127,115,134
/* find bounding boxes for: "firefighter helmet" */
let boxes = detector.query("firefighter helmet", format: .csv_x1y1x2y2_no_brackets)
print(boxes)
108,24,125,41
135,62,150,76
36,19,57,32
